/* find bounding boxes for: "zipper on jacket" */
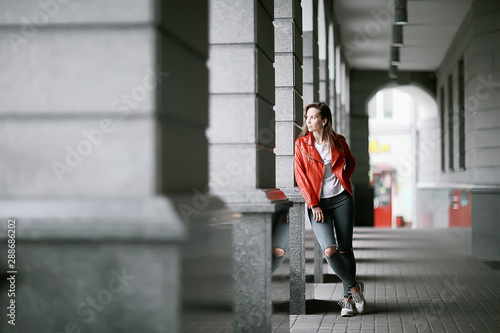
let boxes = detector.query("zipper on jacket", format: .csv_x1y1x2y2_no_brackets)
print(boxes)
300,147,323,163
301,147,326,206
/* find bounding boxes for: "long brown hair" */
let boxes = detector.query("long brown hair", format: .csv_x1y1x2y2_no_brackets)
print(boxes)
299,102,344,154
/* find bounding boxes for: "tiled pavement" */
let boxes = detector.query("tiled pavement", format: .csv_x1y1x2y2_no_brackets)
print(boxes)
276,227,500,333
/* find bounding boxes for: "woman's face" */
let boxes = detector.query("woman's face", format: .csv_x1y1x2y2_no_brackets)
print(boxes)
306,108,326,133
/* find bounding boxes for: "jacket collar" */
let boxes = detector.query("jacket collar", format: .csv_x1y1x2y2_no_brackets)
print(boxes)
304,131,338,145
303,132,341,166
304,132,314,146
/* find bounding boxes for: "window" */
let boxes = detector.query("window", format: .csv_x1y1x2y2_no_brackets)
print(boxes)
447,75,454,171
440,87,445,172
458,59,465,170
368,94,377,118
383,89,393,118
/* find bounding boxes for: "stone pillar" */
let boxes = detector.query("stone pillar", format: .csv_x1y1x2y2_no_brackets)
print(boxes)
156,2,234,331
302,0,320,105
335,47,343,132
343,71,352,140
275,0,303,191
288,197,307,314
315,4,329,282
208,0,291,331
328,25,337,125
318,0,329,103
466,0,500,256
349,70,375,227
319,59,329,103
274,0,314,316
0,200,185,333
471,189,500,257
0,1,215,332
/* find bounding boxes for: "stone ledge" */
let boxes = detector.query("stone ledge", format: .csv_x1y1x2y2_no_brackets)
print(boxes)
280,187,305,203
213,188,293,213
417,183,500,193
0,0,154,25
0,196,185,242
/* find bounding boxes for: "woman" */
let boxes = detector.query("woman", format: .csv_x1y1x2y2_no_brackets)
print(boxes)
294,102,366,317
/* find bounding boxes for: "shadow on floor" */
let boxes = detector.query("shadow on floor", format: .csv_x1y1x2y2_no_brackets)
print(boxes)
279,299,404,315
354,246,419,251
273,300,337,314
272,274,290,282
355,257,426,263
305,299,337,314
183,300,233,313
482,260,500,270
305,274,341,283
352,237,422,242
272,301,290,313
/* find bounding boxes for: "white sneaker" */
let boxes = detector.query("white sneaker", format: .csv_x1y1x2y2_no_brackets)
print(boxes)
338,297,356,317
351,281,366,314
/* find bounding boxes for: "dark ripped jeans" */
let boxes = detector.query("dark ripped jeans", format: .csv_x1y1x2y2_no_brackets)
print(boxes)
308,190,357,298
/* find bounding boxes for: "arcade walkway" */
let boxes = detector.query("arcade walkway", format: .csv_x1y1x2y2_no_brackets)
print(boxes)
273,228,500,333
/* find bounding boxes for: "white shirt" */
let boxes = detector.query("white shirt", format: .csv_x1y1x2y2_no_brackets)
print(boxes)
314,141,345,198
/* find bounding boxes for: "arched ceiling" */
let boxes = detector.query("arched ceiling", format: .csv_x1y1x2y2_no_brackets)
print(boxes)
332,0,473,71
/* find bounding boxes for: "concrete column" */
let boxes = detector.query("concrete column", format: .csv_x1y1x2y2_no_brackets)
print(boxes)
466,0,500,255
302,0,320,105
0,200,185,333
156,4,234,331
335,47,342,132
208,0,291,331
328,25,337,124
340,62,351,139
471,190,500,257
275,0,303,190
466,0,500,185
288,199,307,314
315,5,328,280
318,0,329,103
275,0,316,316
349,70,377,227
0,1,215,332
330,76,337,129
319,59,329,103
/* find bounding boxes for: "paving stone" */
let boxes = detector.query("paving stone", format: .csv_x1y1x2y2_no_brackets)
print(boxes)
290,228,500,332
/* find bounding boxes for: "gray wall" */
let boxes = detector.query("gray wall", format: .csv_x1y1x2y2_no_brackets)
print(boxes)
437,0,500,186
436,0,500,256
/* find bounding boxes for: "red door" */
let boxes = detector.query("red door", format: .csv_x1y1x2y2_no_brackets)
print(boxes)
449,190,471,227
372,170,393,228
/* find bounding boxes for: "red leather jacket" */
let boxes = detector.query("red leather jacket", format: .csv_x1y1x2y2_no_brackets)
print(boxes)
294,132,356,209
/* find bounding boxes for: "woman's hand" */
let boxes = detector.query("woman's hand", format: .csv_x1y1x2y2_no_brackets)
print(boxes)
312,206,324,223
